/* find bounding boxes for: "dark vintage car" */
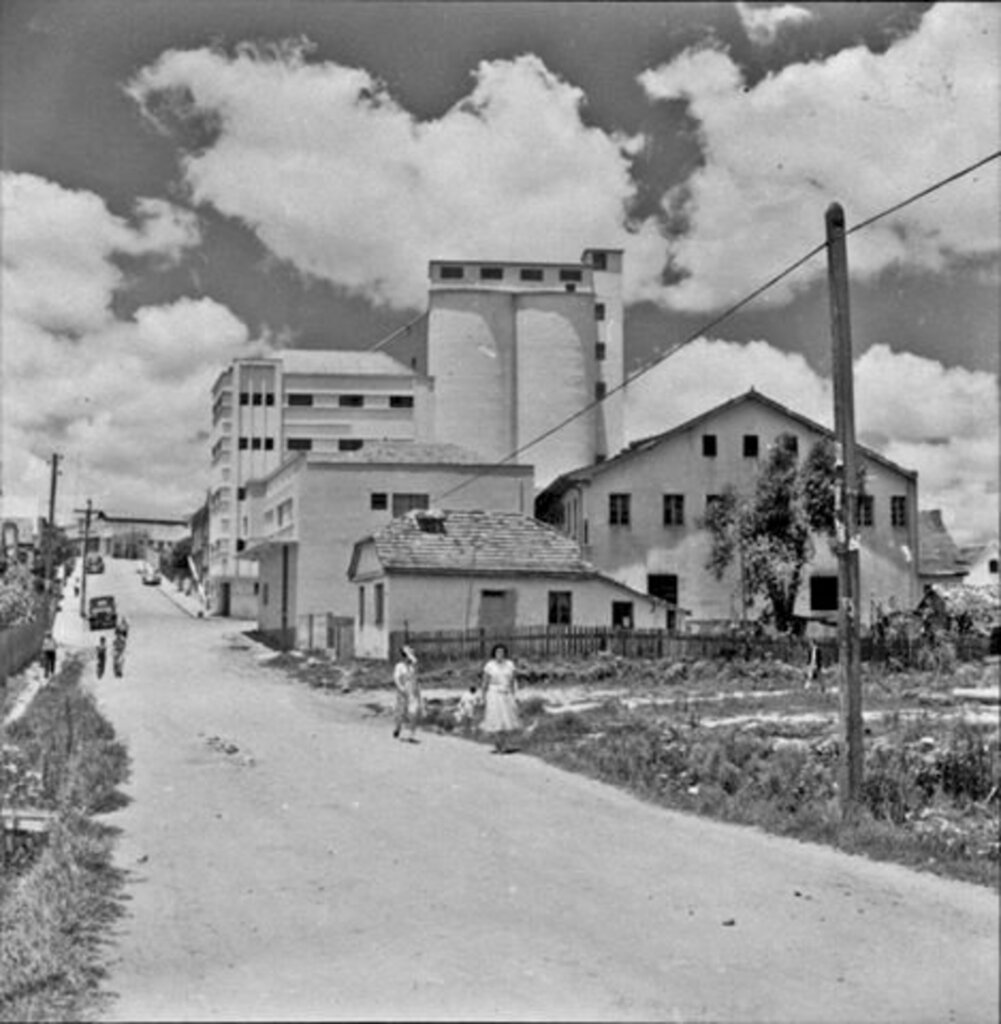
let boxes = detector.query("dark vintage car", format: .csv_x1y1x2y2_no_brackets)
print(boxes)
88,595,117,631
84,553,105,574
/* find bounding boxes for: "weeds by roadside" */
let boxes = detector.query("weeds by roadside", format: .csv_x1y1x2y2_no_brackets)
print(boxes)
0,656,130,1022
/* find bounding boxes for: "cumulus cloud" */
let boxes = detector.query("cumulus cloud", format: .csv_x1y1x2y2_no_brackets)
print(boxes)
127,47,648,309
736,2,815,46
625,339,998,544
2,172,250,519
639,1,1000,311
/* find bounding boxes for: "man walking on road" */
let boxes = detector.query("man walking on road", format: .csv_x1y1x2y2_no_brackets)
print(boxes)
41,632,57,678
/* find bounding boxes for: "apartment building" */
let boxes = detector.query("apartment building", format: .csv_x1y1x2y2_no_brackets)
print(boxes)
537,390,921,629
208,350,433,616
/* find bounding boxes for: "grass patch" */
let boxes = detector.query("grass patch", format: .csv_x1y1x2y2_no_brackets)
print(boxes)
0,656,130,1022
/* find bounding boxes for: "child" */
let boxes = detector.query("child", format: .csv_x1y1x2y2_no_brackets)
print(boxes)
96,636,107,679
454,685,480,734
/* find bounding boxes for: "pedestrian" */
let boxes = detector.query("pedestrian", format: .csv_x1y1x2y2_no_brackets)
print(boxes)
481,643,521,754
41,632,57,678
454,684,480,734
115,615,130,645
112,630,126,678
392,645,421,742
96,636,107,679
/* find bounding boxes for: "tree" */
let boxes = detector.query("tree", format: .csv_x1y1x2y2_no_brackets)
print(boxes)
702,433,847,633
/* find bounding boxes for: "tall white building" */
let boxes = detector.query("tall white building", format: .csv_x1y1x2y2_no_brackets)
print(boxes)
414,248,625,488
208,350,433,616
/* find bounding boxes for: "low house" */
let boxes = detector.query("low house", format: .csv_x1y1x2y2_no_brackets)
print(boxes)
348,508,667,660
241,443,534,649
960,540,999,588
536,389,921,629
918,510,969,589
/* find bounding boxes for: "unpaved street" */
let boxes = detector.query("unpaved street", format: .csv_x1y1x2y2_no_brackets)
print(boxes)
65,560,998,1022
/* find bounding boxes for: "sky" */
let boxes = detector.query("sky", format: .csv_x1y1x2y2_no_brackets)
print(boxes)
1,0,998,544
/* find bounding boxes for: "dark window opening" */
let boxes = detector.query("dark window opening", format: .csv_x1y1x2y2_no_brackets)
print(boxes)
609,493,631,527
743,434,759,458
358,586,365,627
374,583,385,626
480,266,504,280
288,393,313,406
237,487,246,501
339,395,364,408
663,494,685,527
287,438,312,451
565,283,576,293
891,496,908,528
702,434,718,457
595,302,606,321
548,591,573,626
238,437,248,450
252,393,263,406
371,493,388,510
416,512,446,534
520,267,544,282
265,393,275,406
251,438,262,450
989,558,998,574
264,438,274,450
856,495,874,527
389,395,414,408
612,601,633,629
596,342,606,361
595,381,607,400
810,576,839,612
239,392,249,406
338,439,363,451
591,251,608,270
440,265,464,279
559,268,583,283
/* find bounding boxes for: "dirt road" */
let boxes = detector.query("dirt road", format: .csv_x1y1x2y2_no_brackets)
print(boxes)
68,560,998,1022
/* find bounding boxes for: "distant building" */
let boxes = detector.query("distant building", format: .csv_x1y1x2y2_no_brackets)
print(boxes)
386,248,625,488
348,508,666,660
83,513,188,560
242,443,534,649
536,390,921,629
918,510,969,589
960,539,1000,588
208,350,434,617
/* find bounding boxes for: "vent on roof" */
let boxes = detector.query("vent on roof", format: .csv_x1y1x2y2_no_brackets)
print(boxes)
413,509,447,534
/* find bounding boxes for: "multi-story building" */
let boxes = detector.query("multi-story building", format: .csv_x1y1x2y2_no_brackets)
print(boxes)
208,350,433,616
537,390,921,630
385,248,625,488
241,442,534,648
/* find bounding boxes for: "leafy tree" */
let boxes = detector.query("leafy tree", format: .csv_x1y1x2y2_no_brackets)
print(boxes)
702,433,849,633
0,563,43,628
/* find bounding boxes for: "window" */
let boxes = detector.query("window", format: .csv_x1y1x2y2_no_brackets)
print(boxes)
339,395,364,408
787,436,799,455
235,538,245,552
647,574,679,630
416,512,446,534
264,438,274,451
856,494,874,527
265,393,275,406
595,342,606,362
440,265,464,279
989,559,999,574
338,439,364,451
252,393,263,406
595,381,607,400
239,392,249,406
810,575,839,612
702,434,717,457
358,586,365,627
663,494,685,527
891,496,908,528
238,437,249,450
591,251,608,270
743,434,759,458
559,268,582,283
609,493,631,527
237,486,246,501
480,266,504,280
520,267,544,282
371,493,388,511
251,437,262,450
389,395,414,408
288,393,313,407
548,591,572,626
392,493,429,516
595,302,606,321
287,438,312,451
612,601,633,629
374,583,385,627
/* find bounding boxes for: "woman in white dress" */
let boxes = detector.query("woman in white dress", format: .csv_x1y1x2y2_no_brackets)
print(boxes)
392,645,421,742
481,644,521,753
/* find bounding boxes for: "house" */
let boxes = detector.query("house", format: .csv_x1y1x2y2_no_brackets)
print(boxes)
208,349,434,617
918,510,969,588
241,443,534,649
83,513,188,561
536,389,921,630
347,509,667,660
960,539,1000,588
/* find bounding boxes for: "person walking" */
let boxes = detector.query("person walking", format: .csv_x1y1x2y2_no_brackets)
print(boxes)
481,644,521,754
95,636,107,679
112,629,126,678
392,645,421,742
41,632,57,678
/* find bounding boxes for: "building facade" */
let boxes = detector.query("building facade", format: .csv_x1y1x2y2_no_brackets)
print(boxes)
537,390,922,630
241,443,534,648
208,350,434,617
348,509,666,660
387,248,625,489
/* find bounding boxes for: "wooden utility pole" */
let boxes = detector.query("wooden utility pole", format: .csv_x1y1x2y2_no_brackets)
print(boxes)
825,202,864,818
77,500,93,618
42,453,61,598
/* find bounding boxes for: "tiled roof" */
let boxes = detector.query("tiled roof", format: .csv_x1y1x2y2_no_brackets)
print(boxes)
367,509,594,576
918,509,968,577
277,348,414,377
307,442,510,466
540,389,917,500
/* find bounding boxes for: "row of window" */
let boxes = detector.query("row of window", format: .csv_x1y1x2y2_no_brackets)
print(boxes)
370,492,430,516
607,492,910,528
438,265,585,284
287,394,413,409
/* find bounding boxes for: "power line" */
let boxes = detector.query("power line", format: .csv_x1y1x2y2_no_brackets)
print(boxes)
431,148,1001,505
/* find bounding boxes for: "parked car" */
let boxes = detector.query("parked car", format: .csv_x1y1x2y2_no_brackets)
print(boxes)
84,553,105,574
88,595,117,631
142,567,161,586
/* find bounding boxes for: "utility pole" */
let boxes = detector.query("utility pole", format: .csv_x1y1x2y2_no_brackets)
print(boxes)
826,202,864,819
77,500,93,618
42,453,61,600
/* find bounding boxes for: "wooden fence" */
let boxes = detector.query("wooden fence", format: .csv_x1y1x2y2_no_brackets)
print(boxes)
389,625,995,669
